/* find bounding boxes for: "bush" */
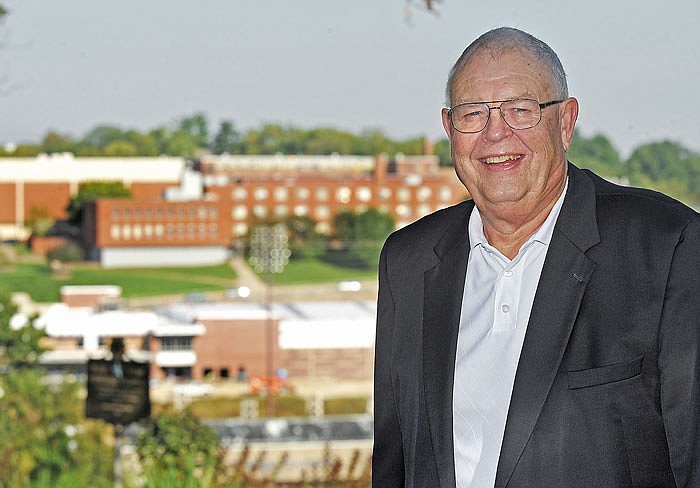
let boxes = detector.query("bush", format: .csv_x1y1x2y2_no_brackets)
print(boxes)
46,242,83,263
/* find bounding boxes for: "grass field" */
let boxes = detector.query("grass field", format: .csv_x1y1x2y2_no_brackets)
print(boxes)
0,253,377,302
0,262,237,302
268,257,377,285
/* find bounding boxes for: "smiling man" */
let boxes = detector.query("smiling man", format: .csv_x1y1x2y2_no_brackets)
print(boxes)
373,27,700,487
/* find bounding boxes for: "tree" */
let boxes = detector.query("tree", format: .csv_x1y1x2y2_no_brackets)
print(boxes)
333,208,395,268
134,408,219,486
211,120,241,154
285,215,325,259
568,130,623,178
625,141,700,207
65,181,132,227
0,287,112,487
178,112,209,149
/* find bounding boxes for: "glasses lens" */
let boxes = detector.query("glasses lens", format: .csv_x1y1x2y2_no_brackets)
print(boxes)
500,99,541,130
451,103,488,133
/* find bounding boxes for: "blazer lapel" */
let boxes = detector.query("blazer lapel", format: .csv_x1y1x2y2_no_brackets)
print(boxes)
495,165,601,488
423,201,473,488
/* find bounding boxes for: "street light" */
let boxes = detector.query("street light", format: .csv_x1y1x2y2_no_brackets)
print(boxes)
248,223,290,416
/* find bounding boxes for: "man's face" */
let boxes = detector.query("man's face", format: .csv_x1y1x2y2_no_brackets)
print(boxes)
442,48,578,218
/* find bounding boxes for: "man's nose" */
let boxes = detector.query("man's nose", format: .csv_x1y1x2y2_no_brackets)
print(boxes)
482,107,512,141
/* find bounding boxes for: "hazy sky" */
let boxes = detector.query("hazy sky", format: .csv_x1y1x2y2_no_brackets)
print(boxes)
1,0,698,157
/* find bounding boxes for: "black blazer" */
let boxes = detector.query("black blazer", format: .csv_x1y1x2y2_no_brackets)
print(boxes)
373,164,700,487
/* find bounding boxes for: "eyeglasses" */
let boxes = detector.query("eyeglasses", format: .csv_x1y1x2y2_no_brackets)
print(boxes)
448,98,566,133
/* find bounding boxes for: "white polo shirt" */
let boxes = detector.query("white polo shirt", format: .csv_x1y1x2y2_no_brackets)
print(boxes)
453,180,568,487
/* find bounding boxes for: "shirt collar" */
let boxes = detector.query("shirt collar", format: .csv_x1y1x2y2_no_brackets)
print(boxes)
468,177,569,252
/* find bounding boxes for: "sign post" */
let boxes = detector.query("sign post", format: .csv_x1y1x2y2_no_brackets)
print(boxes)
86,338,151,487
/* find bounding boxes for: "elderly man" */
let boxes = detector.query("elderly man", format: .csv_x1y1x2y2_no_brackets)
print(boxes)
373,27,700,487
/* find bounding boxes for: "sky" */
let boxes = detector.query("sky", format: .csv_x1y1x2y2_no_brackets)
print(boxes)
0,0,698,158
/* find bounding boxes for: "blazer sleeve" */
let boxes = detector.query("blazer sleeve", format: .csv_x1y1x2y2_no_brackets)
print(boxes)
372,240,406,486
658,216,700,487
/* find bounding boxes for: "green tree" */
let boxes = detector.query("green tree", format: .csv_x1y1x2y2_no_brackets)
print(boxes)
625,141,700,206
285,215,325,259
568,130,623,178
0,285,112,486
333,208,395,268
103,140,138,157
178,112,209,149
134,409,219,486
65,181,132,227
211,120,241,154
164,129,201,157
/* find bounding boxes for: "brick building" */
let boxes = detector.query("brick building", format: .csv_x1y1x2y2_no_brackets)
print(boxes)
0,153,185,240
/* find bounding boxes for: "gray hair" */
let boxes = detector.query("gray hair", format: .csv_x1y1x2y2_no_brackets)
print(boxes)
445,27,569,107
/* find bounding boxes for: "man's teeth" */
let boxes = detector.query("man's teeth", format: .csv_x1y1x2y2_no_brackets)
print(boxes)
483,155,520,164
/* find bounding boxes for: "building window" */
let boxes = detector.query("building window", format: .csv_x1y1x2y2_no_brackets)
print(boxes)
159,336,193,351
155,224,165,237
316,187,329,201
198,206,208,219
220,368,230,379
233,223,248,236
296,187,310,200
111,208,121,218
294,205,309,217
336,187,352,204
232,187,247,200
397,188,411,202
232,205,248,220
254,187,269,200
315,205,330,220
123,208,132,217
122,224,132,239
315,222,331,235
199,223,207,235
396,204,411,218
417,187,432,202
134,208,143,218
209,224,218,235
253,205,268,219
417,204,432,216
439,186,453,201
110,225,120,240
133,224,143,240
274,187,289,201
274,205,288,218
379,187,392,200
356,186,372,202
209,207,218,218
144,224,153,237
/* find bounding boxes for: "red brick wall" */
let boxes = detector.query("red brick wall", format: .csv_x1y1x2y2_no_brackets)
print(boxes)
281,348,374,380
192,318,280,380
25,183,72,220
0,183,16,223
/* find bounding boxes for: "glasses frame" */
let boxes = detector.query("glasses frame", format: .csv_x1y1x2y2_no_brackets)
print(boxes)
448,98,566,134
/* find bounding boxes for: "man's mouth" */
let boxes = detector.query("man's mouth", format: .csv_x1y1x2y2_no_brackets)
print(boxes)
481,154,522,165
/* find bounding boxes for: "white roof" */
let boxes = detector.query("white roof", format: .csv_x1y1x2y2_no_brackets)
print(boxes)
159,300,377,350
0,154,184,183
35,303,203,337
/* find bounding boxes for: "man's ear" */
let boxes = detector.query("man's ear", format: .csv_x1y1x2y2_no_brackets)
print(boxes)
559,97,579,151
441,107,453,139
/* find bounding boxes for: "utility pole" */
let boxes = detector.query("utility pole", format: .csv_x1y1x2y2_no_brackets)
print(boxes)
248,223,290,417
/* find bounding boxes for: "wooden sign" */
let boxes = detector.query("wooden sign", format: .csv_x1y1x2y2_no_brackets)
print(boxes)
86,359,151,425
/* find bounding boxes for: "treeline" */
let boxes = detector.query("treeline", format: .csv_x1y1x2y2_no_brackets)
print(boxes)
0,112,448,162
568,131,700,208
1,112,698,207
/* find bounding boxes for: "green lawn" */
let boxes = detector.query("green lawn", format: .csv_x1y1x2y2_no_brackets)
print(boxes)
271,257,377,285
0,253,377,302
0,262,236,302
